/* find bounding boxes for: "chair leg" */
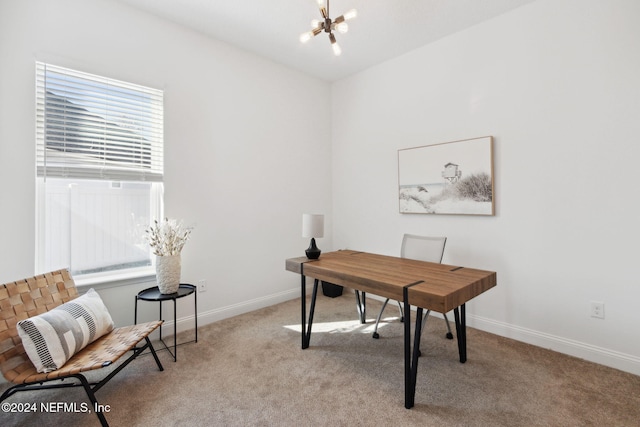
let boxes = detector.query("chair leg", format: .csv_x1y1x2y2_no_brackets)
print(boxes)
354,291,366,324
146,336,165,370
373,299,405,339
423,310,454,339
421,309,431,332
443,313,454,339
73,374,109,427
415,310,453,356
396,300,404,322
372,298,390,339
372,303,453,342
415,310,432,357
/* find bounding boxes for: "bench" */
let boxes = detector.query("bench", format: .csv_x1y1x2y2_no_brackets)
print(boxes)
0,269,164,426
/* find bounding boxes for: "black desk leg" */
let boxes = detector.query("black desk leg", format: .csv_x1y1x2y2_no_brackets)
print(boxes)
300,275,319,349
453,304,467,363
403,289,425,409
301,274,306,349
404,291,412,408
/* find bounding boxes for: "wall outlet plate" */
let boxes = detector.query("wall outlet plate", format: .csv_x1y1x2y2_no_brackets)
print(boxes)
591,301,604,319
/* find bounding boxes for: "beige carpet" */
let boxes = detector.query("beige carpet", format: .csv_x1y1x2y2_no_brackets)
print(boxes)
2,292,639,426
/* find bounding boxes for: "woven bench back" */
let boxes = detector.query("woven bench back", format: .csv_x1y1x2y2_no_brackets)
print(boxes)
0,269,78,382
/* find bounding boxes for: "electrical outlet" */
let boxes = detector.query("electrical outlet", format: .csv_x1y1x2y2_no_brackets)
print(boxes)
198,280,207,293
591,301,604,319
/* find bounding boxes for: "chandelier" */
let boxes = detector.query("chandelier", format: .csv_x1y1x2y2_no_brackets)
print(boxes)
299,0,357,56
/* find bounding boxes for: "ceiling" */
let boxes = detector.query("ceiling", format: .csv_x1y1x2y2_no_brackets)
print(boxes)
114,0,536,82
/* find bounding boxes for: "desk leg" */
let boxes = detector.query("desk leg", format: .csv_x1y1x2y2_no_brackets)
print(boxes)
301,275,319,349
403,288,425,409
453,304,467,363
301,274,306,349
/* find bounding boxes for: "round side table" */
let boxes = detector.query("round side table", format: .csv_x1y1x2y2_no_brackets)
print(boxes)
134,284,198,361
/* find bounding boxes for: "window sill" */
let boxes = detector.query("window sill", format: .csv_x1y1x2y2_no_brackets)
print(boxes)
75,267,156,291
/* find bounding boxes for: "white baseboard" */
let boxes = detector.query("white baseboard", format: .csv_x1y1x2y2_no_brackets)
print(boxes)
162,287,300,336
467,314,640,376
359,291,640,375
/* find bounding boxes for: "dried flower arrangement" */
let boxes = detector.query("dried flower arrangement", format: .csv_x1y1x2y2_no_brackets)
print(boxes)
145,218,192,256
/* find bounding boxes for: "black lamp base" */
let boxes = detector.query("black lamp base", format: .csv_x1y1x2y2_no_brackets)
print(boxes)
305,238,321,259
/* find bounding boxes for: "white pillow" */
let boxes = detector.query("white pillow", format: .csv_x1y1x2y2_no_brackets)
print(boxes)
17,288,114,373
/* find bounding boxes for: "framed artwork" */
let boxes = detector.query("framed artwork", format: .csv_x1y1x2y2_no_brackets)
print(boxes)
398,136,494,215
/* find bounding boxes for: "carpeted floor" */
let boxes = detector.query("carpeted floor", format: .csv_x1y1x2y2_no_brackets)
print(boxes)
2,292,639,426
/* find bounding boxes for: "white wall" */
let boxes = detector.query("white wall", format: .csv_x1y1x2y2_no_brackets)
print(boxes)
331,0,640,374
0,0,332,327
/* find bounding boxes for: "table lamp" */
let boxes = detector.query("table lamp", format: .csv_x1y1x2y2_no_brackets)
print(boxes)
302,213,324,259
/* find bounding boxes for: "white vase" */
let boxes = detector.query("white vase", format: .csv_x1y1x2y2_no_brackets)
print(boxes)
156,254,181,294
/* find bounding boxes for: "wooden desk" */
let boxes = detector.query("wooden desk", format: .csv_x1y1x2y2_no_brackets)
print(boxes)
285,250,497,408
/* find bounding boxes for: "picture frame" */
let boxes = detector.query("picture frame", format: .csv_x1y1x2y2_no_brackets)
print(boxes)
398,136,494,215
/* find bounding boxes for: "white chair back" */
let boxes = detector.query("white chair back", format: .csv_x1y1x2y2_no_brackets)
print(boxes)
400,234,446,264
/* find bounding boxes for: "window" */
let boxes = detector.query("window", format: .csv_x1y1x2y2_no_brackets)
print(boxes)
35,62,164,281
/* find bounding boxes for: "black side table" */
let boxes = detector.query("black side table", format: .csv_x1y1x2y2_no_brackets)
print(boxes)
134,284,198,361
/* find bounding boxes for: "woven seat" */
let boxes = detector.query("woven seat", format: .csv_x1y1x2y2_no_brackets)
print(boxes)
0,269,164,427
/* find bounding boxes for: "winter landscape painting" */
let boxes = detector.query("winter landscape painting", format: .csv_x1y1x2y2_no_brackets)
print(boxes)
398,136,494,215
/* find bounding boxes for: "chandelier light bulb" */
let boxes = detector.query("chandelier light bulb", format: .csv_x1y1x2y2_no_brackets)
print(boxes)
329,33,341,56
300,32,313,43
332,42,342,56
343,9,357,20
336,22,348,34
311,19,321,28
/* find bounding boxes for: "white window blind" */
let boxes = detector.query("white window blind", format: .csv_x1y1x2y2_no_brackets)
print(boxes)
36,62,164,182
35,62,164,280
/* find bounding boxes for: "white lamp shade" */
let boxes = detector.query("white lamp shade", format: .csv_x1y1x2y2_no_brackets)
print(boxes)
302,214,324,238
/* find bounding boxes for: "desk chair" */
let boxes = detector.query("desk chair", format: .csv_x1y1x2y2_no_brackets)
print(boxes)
371,234,454,340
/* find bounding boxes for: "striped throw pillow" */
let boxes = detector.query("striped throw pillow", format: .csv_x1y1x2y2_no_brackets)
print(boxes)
17,288,114,373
